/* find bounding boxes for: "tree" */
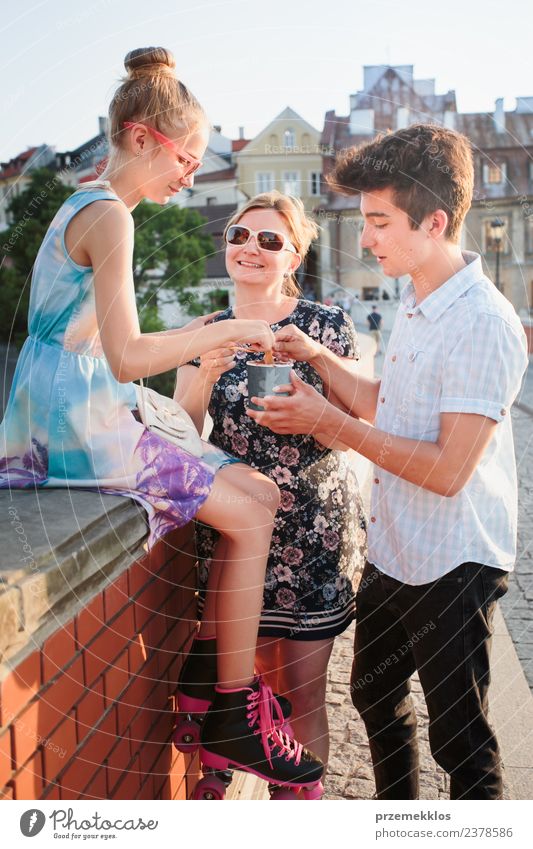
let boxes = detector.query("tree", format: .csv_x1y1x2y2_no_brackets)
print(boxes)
132,200,215,319
0,168,72,346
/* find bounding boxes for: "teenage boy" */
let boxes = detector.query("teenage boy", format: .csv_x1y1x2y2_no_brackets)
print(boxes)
247,124,528,799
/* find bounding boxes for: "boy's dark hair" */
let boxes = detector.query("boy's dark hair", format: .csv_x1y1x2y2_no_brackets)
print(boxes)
327,123,474,242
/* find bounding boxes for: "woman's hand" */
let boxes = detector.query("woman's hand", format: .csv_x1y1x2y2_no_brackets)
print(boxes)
198,347,235,384
273,324,321,362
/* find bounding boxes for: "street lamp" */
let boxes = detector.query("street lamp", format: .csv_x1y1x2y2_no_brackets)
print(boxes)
490,218,505,292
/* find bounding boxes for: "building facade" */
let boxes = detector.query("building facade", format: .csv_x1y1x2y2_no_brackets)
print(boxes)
318,66,533,315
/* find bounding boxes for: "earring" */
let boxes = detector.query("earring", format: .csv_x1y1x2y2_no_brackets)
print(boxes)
283,272,290,279
136,149,142,157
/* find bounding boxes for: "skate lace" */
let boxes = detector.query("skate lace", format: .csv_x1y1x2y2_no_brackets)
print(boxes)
246,680,303,769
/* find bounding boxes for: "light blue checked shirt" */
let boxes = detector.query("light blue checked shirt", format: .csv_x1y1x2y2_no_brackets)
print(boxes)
368,251,529,585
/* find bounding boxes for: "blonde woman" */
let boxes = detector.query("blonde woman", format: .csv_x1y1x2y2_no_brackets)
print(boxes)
176,193,367,766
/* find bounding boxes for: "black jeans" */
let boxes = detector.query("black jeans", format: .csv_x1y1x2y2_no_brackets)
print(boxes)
351,561,508,800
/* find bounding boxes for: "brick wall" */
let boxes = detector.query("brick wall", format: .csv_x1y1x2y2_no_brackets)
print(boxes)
0,524,199,800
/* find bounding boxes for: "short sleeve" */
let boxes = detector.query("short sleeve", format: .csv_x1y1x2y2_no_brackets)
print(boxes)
440,314,528,422
317,306,360,360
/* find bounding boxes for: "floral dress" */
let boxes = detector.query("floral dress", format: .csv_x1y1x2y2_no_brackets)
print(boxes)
192,300,367,640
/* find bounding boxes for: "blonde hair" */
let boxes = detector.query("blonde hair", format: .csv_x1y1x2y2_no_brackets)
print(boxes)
224,192,320,296
108,47,207,148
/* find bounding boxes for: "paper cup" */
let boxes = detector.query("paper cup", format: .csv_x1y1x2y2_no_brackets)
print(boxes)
246,362,293,411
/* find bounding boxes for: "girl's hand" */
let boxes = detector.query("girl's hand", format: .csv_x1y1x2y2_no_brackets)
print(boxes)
273,324,321,362
181,310,224,332
198,347,235,384
234,319,276,352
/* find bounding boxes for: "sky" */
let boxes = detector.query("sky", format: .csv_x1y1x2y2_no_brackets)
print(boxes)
2,0,532,162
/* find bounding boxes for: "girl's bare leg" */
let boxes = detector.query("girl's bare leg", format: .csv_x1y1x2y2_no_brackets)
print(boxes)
198,463,279,638
194,465,279,690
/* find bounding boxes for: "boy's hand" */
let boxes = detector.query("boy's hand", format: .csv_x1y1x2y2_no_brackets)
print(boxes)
246,370,330,435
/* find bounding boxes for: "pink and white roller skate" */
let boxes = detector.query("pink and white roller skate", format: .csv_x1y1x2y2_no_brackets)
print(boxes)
194,676,324,801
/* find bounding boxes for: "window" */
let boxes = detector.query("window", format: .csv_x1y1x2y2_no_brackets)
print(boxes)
283,128,295,149
255,172,274,193
362,286,380,301
309,172,322,196
282,171,300,195
482,217,510,254
526,217,533,254
482,162,507,185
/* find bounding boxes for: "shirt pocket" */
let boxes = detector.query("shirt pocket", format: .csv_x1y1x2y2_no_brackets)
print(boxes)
401,345,441,438
404,345,443,399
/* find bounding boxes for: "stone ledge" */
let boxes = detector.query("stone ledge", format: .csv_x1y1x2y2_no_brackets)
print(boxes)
0,489,148,674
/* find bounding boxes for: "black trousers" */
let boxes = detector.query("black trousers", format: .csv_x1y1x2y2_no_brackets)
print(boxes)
351,561,508,800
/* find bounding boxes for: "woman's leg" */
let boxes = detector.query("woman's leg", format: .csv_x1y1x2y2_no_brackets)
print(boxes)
276,638,335,765
194,465,279,690
255,636,283,693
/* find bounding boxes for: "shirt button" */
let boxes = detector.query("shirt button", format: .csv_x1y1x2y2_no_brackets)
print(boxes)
370,516,376,523
391,355,397,362
406,313,413,319
380,396,385,403
374,477,380,484
500,408,506,416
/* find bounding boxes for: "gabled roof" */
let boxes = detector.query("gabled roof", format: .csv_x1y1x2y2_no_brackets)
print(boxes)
0,147,40,179
237,107,321,157
232,138,249,152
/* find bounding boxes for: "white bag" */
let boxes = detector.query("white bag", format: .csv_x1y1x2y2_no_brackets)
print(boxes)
134,379,203,457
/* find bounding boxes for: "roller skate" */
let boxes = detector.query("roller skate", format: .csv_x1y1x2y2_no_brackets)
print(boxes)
173,636,293,752
195,676,324,800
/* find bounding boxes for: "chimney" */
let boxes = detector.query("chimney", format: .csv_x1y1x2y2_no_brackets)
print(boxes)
239,126,245,140
98,116,108,135
493,98,505,133
443,110,456,130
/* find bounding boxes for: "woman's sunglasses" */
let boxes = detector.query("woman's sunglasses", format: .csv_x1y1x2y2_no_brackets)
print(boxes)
123,121,202,176
225,225,297,254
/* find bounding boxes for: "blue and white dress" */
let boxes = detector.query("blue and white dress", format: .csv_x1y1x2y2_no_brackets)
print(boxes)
0,181,237,547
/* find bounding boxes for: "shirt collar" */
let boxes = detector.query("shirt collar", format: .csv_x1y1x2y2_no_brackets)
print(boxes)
400,251,484,322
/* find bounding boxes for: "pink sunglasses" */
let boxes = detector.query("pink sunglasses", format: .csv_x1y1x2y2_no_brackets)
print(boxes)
123,121,203,176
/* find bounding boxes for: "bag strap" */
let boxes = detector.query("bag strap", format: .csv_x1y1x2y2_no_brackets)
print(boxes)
137,378,148,425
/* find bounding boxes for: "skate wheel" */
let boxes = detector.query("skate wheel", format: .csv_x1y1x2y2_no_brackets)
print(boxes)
269,787,299,800
302,781,324,800
192,776,226,800
172,719,200,753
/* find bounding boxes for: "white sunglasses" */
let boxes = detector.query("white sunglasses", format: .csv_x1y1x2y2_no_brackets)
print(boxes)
225,224,298,254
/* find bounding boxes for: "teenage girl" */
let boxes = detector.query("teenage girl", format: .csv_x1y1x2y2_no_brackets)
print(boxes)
0,47,323,792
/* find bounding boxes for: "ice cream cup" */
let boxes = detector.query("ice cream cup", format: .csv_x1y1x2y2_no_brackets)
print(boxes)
246,362,293,411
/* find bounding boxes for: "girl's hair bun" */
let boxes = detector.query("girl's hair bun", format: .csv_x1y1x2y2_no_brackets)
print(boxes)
124,46,176,80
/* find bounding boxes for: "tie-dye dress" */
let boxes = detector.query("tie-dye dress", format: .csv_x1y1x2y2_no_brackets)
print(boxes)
0,181,238,547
